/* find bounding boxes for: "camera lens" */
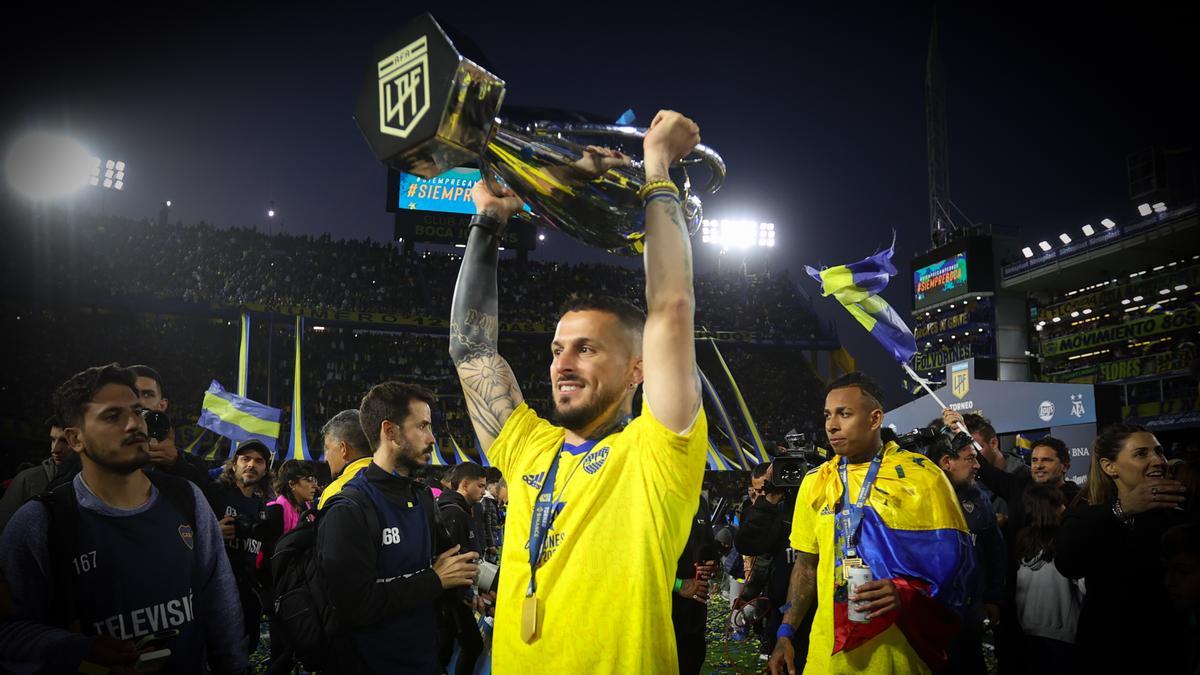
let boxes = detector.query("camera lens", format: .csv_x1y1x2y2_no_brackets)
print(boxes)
140,409,171,442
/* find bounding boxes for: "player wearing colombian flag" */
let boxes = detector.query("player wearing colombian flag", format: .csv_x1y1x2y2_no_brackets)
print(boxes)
770,372,976,675
448,111,709,674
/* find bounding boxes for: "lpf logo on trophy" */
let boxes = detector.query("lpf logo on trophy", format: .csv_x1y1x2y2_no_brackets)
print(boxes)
377,36,430,138
354,13,726,255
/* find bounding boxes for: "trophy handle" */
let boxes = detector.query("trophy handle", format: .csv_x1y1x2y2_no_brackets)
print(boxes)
526,122,726,195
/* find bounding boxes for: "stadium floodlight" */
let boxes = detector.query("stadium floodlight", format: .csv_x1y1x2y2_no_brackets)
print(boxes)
1038,241,1052,252
1176,284,1189,291
1121,299,1131,305
538,233,546,241
4,132,99,200
1052,317,1062,323
1137,203,1152,216
1152,202,1167,213
165,200,172,207
701,219,775,250
103,178,113,188
1021,247,1034,258
1070,311,1080,318
1101,218,1116,229
268,209,276,218
1059,233,1072,244
1081,224,1095,236
113,180,123,191
1133,295,1144,302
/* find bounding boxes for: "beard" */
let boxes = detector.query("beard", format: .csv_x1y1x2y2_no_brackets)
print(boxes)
553,383,623,433
396,440,430,473
84,441,151,475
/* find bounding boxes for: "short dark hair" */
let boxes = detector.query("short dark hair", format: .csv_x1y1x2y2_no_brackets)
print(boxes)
53,363,139,428
825,371,885,409
274,459,316,505
44,414,63,429
449,462,488,488
320,409,371,458
559,293,646,338
1031,436,1070,466
359,382,437,450
962,413,997,442
485,466,503,484
129,364,165,398
751,462,772,479
926,434,973,466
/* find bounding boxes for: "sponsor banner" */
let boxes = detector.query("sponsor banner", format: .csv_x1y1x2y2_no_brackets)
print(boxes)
1041,307,1199,357
914,311,971,339
913,343,976,372
1051,423,1098,484
1049,348,1196,383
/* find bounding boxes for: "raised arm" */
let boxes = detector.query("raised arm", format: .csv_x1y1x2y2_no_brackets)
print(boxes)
641,110,702,433
448,184,526,451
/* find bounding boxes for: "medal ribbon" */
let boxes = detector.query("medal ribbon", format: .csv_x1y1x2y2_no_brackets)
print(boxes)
836,448,884,562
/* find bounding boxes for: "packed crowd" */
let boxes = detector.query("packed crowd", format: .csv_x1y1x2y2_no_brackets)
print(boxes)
9,215,826,341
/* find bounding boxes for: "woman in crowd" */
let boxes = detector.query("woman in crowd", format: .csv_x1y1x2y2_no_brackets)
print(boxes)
1015,484,1083,674
258,459,319,672
1055,424,1192,673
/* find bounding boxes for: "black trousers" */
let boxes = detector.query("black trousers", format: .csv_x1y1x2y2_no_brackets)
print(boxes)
675,629,706,675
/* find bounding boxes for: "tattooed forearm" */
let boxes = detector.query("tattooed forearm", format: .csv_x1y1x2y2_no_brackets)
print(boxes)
781,552,818,628
449,226,501,364
449,221,524,448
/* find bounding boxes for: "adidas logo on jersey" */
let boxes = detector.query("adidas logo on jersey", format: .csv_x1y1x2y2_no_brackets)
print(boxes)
523,472,545,490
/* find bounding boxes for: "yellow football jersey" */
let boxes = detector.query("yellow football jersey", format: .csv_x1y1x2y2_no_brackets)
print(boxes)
488,401,707,674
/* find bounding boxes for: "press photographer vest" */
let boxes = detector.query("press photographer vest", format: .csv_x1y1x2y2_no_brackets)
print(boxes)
65,482,202,671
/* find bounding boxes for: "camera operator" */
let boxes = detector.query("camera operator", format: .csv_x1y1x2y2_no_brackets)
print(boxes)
737,435,820,662
132,365,210,489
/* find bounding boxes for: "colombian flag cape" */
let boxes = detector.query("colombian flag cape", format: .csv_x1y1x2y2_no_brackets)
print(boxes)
807,443,976,670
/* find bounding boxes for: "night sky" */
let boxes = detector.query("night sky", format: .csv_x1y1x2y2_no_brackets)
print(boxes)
3,1,1195,404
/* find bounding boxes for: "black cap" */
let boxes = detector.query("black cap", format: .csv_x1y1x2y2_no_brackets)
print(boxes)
234,440,271,463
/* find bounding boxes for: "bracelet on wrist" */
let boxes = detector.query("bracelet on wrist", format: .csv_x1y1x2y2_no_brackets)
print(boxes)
636,179,679,201
469,213,507,237
673,578,684,593
776,623,797,640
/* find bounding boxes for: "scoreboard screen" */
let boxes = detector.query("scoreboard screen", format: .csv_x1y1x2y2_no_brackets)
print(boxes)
914,252,968,309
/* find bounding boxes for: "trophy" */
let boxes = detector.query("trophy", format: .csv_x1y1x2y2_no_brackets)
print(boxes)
354,13,725,255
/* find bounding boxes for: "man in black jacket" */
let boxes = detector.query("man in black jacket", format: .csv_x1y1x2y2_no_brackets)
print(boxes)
318,382,478,674
735,462,814,663
672,495,718,675
437,462,490,675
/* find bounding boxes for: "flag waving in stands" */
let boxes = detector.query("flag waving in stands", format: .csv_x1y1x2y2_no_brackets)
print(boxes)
198,380,283,454
805,240,917,364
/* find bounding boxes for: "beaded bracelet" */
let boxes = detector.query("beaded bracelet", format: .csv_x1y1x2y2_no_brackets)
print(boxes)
637,179,679,201
643,190,681,206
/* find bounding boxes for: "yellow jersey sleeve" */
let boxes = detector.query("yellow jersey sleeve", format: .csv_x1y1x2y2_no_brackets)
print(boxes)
789,471,821,554
620,399,708,500
488,402,563,480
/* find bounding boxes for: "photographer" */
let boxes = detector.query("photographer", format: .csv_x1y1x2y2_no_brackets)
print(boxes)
132,364,210,489
204,441,275,653
736,439,819,662
672,495,718,675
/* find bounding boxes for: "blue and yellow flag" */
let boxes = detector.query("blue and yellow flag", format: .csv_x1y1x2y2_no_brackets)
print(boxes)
198,380,283,453
1014,433,1034,450
474,433,491,467
806,242,917,364
451,434,473,464
287,316,313,461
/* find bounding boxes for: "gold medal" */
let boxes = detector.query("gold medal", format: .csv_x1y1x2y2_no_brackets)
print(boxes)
521,595,540,643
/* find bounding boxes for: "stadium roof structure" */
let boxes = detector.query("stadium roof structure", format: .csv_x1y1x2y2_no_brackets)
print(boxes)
1001,203,1198,293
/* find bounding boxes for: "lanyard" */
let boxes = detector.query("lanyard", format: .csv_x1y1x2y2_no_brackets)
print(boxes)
526,440,594,596
836,448,884,560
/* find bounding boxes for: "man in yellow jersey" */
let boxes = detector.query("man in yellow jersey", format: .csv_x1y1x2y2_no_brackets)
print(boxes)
769,372,974,675
317,409,373,509
448,110,708,674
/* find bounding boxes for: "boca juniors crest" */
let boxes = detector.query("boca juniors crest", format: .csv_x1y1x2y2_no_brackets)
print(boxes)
378,35,430,138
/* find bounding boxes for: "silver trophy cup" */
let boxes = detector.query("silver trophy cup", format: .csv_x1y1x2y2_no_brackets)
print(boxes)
354,13,725,255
